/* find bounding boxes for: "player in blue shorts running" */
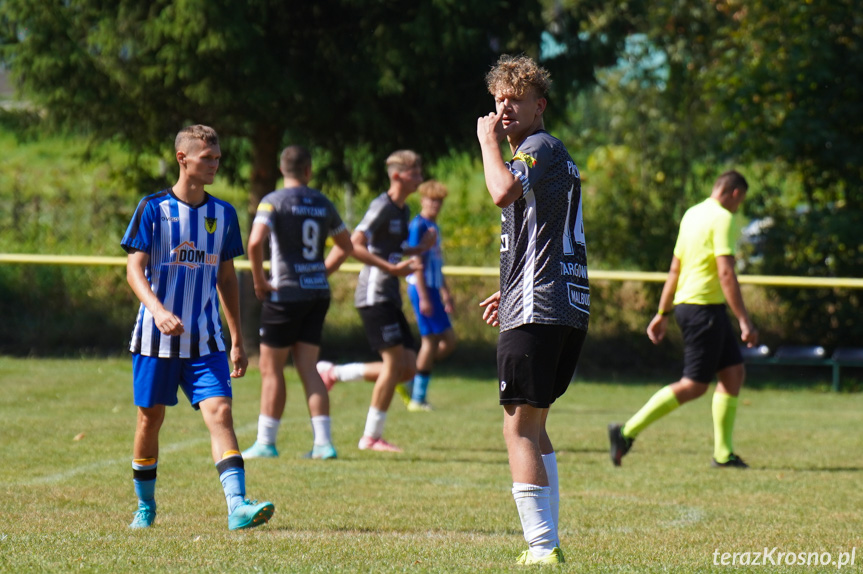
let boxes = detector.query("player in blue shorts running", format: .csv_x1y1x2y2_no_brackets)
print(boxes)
121,125,273,530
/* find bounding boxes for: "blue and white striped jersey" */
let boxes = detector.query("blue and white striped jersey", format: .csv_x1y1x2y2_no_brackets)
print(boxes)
121,189,245,358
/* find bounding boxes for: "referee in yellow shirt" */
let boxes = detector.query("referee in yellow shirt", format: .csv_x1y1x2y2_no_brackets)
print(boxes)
609,170,758,468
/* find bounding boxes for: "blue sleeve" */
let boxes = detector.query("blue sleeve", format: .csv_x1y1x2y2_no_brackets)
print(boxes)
408,216,427,248
121,197,155,254
221,207,245,261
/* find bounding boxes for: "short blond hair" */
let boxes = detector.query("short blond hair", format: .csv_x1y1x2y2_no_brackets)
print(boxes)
386,150,422,178
485,54,551,99
418,180,448,200
175,124,219,152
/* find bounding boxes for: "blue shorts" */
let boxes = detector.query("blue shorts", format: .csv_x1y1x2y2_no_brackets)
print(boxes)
407,284,452,337
132,352,232,409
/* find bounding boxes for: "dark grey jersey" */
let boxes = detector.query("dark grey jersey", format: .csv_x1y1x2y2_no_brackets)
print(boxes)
254,186,346,302
354,192,410,308
499,130,590,332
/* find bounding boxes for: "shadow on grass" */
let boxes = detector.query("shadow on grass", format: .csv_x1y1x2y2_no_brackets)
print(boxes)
755,465,863,473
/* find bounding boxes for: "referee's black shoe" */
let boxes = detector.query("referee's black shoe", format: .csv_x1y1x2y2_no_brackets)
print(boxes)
608,423,633,467
711,453,749,469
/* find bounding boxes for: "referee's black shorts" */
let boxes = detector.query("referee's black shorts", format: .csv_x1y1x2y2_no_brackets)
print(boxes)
675,303,743,383
497,323,586,409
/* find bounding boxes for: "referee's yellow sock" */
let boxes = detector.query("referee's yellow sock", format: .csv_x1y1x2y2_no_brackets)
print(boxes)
712,392,738,463
622,385,679,439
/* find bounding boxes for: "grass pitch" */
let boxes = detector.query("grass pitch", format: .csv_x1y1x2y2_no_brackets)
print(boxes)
1,357,862,573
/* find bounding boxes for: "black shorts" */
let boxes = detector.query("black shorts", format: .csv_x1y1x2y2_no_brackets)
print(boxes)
357,302,416,352
497,323,587,409
259,299,330,348
675,304,743,383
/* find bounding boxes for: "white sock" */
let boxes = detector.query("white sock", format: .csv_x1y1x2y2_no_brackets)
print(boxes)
512,483,556,558
310,415,332,446
363,407,386,439
542,452,560,545
256,414,280,445
335,362,366,382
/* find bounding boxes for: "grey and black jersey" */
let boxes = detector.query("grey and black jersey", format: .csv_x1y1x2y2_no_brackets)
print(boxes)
498,130,590,332
253,186,346,302
354,192,409,308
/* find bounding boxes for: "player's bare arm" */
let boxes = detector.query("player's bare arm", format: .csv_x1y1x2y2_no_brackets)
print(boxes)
479,291,501,327
350,229,415,277
402,228,437,256
126,249,184,336
247,221,277,301
324,228,353,276
414,257,434,317
216,258,248,378
441,282,455,314
477,109,523,208
647,256,681,344
716,255,759,347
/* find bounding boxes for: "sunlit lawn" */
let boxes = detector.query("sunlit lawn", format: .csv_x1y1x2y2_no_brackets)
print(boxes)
1,357,862,573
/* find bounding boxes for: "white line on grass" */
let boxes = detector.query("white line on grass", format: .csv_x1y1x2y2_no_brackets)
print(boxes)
22,422,257,486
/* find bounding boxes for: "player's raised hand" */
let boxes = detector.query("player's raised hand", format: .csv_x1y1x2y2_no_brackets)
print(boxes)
477,108,505,145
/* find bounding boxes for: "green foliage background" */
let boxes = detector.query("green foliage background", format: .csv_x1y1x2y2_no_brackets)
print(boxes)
2,0,862,364
0,118,790,375
0,118,672,372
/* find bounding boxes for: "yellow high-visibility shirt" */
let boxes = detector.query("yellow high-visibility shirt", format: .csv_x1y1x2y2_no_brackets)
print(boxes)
672,198,737,305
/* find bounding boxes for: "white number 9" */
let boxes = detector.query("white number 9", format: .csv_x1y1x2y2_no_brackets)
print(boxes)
302,219,320,260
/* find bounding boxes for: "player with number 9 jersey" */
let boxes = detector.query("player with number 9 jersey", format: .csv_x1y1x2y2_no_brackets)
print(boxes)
253,188,346,302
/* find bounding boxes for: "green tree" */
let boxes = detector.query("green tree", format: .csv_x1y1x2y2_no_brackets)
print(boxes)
559,1,732,271
0,0,641,352
709,0,863,208
706,1,863,347
0,0,633,212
